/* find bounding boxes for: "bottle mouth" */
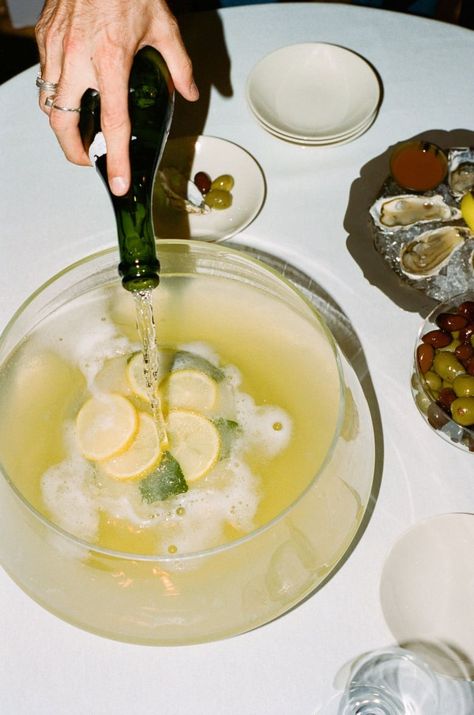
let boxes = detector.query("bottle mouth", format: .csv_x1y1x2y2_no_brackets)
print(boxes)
119,260,160,292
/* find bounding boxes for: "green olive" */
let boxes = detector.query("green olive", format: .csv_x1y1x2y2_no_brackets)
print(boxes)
444,338,461,353
432,351,465,382
211,174,234,192
415,391,431,414
423,370,442,393
204,189,233,210
453,374,474,397
451,396,474,426
411,373,421,391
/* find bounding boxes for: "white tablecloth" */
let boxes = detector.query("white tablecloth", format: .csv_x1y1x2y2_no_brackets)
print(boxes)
1,4,474,713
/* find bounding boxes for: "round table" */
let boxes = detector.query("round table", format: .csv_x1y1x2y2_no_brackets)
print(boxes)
1,3,474,712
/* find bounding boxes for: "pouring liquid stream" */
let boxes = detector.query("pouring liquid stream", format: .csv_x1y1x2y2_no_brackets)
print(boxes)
133,289,168,449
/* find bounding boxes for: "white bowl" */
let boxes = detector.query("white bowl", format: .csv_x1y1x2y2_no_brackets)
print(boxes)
153,135,265,242
246,43,381,141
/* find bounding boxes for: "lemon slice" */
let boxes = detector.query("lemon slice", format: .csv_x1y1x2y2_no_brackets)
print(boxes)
166,369,217,412
167,409,220,482
76,393,138,461
126,352,150,401
126,350,174,401
101,412,162,480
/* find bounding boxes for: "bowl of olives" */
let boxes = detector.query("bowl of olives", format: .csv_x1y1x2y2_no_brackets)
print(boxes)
412,293,474,451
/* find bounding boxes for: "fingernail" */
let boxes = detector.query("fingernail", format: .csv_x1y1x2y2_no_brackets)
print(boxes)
110,176,128,195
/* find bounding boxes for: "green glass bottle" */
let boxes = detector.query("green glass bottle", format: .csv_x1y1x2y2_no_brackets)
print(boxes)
79,47,175,292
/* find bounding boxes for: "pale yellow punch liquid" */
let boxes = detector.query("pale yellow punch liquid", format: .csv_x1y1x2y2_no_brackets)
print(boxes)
0,272,339,552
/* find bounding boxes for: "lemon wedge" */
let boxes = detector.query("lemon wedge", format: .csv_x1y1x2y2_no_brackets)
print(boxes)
167,409,220,482
76,393,138,461
461,191,474,231
101,411,163,480
165,369,217,412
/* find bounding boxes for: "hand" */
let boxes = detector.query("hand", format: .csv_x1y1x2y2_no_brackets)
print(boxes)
36,0,199,195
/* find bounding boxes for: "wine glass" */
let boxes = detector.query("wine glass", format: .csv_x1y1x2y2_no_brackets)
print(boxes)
338,647,439,715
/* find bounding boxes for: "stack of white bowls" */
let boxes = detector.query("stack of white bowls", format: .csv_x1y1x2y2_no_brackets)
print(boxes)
246,43,381,145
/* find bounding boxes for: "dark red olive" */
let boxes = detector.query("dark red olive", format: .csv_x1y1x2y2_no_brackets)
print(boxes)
417,343,434,374
465,357,474,376
427,402,449,429
422,329,451,348
455,343,474,362
457,301,474,321
194,171,212,195
438,387,456,409
436,312,468,332
459,323,474,344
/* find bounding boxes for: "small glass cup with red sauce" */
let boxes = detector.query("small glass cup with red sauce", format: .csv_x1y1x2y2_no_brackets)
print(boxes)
390,140,448,193
412,292,474,452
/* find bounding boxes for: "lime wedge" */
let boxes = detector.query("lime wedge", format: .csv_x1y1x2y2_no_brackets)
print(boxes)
76,393,138,461
139,451,188,503
167,409,220,482
101,411,162,480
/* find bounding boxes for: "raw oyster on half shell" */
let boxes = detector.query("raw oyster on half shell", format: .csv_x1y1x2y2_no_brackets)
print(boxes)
370,194,460,230
400,226,472,279
448,148,474,197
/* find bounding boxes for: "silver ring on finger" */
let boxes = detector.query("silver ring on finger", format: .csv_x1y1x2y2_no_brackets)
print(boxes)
51,103,81,114
44,95,56,108
36,75,59,92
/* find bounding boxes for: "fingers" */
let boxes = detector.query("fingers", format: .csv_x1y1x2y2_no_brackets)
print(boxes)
94,48,133,195
47,52,94,166
148,7,199,101
35,1,63,115
49,100,90,167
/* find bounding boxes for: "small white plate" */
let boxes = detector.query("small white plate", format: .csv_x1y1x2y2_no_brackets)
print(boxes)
153,135,265,242
253,107,377,146
246,43,381,141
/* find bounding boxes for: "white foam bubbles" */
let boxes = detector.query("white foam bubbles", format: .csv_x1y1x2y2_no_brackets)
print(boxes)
33,291,136,390
235,393,292,457
41,454,99,543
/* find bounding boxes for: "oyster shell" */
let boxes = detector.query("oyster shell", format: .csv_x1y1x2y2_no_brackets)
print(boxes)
400,226,471,279
370,194,460,230
448,148,474,197
157,167,210,214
